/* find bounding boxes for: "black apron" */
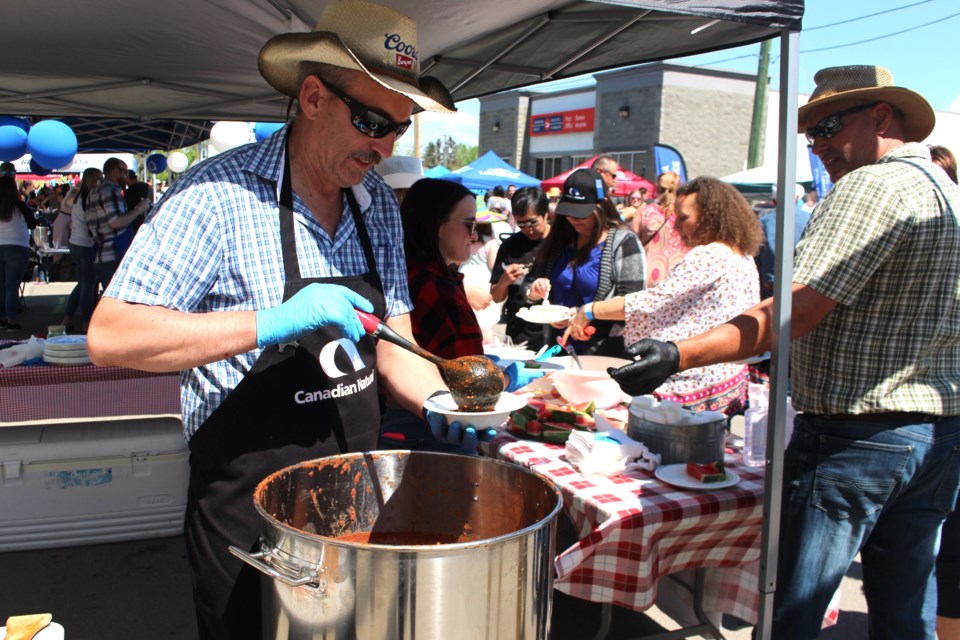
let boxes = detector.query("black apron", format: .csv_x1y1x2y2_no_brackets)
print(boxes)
184,154,385,640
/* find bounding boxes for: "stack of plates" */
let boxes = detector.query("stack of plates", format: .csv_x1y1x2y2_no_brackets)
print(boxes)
43,335,90,366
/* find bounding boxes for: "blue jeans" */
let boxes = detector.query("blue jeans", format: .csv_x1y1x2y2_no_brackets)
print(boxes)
93,260,119,296
66,243,97,322
773,414,960,639
0,244,30,321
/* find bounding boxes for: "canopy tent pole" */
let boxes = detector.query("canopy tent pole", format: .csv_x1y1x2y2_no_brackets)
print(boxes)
755,29,800,640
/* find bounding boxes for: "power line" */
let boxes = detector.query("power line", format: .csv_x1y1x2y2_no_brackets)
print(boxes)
804,0,933,31
692,7,960,67
802,10,960,53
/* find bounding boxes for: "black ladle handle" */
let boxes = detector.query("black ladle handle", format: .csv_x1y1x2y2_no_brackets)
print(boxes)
355,310,445,366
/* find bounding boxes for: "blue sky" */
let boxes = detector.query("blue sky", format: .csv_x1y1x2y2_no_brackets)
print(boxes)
401,0,959,155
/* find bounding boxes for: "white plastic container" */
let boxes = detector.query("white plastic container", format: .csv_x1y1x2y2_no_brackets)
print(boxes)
0,417,188,552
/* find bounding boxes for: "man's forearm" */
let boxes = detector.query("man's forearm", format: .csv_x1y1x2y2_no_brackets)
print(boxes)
375,314,447,414
87,297,259,372
676,284,838,371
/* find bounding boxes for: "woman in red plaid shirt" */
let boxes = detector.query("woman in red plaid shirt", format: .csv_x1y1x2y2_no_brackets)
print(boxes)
379,177,484,451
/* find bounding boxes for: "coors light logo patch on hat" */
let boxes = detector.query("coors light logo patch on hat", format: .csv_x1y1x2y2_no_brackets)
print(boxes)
384,32,417,71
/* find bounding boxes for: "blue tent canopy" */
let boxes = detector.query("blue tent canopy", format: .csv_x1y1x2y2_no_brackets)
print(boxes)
442,150,540,193
423,165,452,178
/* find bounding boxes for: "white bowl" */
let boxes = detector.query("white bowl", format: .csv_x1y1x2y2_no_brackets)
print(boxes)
551,368,627,409
422,392,527,430
545,355,630,372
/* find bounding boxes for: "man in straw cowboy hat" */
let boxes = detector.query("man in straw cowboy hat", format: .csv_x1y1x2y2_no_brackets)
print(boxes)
601,65,960,638
87,1,482,636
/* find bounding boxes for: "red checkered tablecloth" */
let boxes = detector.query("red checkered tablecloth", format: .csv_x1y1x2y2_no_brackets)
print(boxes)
487,432,768,622
0,342,180,424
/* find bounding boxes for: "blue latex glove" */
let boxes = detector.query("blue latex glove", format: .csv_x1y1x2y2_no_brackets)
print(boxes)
503,361,547,392
424,408,497,455
255,283,374,348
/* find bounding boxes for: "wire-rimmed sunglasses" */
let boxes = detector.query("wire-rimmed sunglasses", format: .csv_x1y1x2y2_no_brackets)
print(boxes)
805,102,878,145
320,79,412,139
515,218,542,228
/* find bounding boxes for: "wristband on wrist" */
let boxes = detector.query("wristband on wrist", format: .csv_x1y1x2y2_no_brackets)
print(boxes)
583,303,595,321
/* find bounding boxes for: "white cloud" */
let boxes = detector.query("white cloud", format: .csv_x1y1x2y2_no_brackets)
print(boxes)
951,95,960,114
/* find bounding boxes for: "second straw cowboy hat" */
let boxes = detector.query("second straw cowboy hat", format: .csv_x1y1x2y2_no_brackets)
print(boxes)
798,65,934,143
258,0,455,113
376,155,423,190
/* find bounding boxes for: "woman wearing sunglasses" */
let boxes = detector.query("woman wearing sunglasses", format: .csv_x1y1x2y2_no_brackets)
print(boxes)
379,177,486,451
526,168,645,356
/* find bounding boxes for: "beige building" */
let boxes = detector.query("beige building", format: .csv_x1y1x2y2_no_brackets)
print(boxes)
479,62,763,181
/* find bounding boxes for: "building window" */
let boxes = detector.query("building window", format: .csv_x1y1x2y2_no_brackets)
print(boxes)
571,154,592,168
535,156,563,180
609,151,647,176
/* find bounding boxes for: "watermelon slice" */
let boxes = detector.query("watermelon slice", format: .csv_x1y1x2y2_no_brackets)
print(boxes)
686,461,727,483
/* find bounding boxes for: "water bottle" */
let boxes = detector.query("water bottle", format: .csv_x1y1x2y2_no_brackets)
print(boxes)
743,408,767,467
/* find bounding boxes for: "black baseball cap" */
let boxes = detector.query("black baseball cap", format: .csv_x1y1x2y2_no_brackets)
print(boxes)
555,168,606,219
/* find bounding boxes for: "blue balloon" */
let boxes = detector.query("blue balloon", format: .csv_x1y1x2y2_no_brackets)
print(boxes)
145,153,167,174
0,125,28,162
0,116,29,133
30,158,52,176
27,120,77,170
254,122,284,142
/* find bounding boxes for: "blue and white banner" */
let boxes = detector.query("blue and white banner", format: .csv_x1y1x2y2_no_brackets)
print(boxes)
807,147,833,197
654,144,687,183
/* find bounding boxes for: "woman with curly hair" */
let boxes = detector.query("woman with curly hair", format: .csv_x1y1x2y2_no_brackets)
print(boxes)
564,176,762,414
526,168,645,356
631,170,689,286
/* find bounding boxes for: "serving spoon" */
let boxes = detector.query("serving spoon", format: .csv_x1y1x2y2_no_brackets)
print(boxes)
355,310,504,411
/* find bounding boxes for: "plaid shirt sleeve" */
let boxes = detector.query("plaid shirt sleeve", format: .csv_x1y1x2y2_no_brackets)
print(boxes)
407,259,484,359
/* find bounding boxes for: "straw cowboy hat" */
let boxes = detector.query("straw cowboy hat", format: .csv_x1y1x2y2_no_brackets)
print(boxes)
798,65,934,143
258,0,455,113
375,155,423,190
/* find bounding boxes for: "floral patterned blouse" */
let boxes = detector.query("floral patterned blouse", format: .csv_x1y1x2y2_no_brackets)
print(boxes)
624,242,759,396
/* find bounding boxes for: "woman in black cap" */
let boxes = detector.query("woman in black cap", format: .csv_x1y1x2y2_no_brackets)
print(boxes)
525,168,644,356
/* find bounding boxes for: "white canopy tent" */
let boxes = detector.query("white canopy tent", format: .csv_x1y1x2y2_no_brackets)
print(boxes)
1,2,803,637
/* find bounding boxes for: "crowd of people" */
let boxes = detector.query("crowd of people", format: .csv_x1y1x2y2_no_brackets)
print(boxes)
0,158,153,333
4,0,949,637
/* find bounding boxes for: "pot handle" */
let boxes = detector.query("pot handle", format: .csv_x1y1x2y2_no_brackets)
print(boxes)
229,545,320,588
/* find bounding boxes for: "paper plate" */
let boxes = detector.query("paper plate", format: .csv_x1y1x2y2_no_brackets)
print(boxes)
422,392,527,430
516,304,573,324
44,343,89,354
654,464,741,491
45,335,87,345
43,353,91,365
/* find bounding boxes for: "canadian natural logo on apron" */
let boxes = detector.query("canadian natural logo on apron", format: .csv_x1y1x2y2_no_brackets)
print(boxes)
318,338,366,377
293,338,374,405
294,371,375,404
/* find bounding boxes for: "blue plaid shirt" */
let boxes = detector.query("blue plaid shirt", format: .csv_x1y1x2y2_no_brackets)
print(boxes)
105,127,412,439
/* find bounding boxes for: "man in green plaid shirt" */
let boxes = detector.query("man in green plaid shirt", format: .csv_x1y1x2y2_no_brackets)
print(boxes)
606,65,960,639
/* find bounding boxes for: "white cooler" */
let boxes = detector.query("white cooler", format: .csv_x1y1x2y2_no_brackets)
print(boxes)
0,417,188,552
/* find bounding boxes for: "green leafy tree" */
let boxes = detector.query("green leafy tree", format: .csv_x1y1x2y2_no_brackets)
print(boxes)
422,136,477,171
454,144,478,170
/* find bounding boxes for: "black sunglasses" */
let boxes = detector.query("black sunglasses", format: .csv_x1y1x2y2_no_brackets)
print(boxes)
805,102,878,145
320,79,411,139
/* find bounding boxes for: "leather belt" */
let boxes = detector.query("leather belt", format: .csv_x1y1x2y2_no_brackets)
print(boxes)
805,412,942,426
